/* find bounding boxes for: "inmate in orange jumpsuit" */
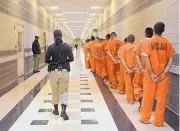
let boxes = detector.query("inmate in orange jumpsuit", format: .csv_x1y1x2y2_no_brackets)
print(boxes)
105,40,123,88
100,40,109,79
104,42,112,82
120,43,136,103
86,40,96,72
140,36,175,126
84,43,90,69
133,39,149,101
93,42,102,77
117,45,126,94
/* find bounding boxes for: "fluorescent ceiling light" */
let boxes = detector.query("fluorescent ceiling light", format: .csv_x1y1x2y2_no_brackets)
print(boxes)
91,6,100,9
86,22,91,24
60,18,65,21
63,12,88,15
81,31,85,39
67,21,86,23
62,22,67,24
56,14,62,16
70,26,85,28
50,7,59,9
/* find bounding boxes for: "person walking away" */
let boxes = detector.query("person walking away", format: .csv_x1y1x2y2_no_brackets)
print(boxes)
100,34,111,81
32,36,41,74
133,27,153,111
84,39,91,69
75,44,78,50
85,36,96,73
117,37,128,94
120,34,136,104
94,38,103,77
45,30,74,120
105,32,124,89
139,22,175,126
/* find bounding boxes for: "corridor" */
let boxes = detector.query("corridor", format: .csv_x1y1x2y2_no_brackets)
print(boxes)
0,47,175,131
0,0,179,131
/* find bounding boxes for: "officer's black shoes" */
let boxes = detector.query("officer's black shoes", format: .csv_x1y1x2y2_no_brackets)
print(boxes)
138,98,142,111
61,104,69,120
33,70,40,74
53,104,59,115
61,111,69,120
53,109,59,115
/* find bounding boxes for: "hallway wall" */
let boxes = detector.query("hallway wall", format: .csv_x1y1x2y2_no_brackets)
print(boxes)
0,0,73,92
84,0,179,115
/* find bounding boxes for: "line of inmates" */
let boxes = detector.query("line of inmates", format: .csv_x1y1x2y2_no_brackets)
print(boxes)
84,22,175,127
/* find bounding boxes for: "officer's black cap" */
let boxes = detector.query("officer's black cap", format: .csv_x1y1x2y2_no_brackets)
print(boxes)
54,30,62,38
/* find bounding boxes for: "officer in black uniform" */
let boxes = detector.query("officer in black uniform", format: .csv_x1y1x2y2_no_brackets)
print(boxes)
45,30,74,120
32,36,41,73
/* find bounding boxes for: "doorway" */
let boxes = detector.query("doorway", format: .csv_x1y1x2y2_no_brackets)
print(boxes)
43,32,46,51
15,24,24,77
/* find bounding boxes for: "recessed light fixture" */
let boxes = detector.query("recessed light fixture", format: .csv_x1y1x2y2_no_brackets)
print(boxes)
91,6,100,9
89,13,96,16
56,14,63,16
71,29,81,30
50,7,59,9
60,18,65,21
87,19,93,21
63,12,88,15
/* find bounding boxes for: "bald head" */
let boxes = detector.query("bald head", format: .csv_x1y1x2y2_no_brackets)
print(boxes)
111,32,117,39
127,34,135,44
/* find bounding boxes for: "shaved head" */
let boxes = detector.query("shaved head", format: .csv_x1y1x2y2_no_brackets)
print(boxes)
127,34,135,44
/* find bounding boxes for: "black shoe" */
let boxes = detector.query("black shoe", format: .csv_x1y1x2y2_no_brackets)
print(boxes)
61,111,69,120
61,104,69,120
138,98,142,111
53,109,59,115
37,70,40,72
33,70,37,74
91,71,95,74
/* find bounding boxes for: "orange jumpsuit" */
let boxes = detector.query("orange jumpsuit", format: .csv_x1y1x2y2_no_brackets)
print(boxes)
105,40,123,88
140,36,175,126
86,40,96,72
104,42,111,82
84,43,90,69
117,45,126,94
133,39,148,101
100,40,109,79
120,43,136,103
93,43,102,77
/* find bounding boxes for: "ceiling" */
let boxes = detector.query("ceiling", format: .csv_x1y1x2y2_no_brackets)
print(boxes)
38,0,110,39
